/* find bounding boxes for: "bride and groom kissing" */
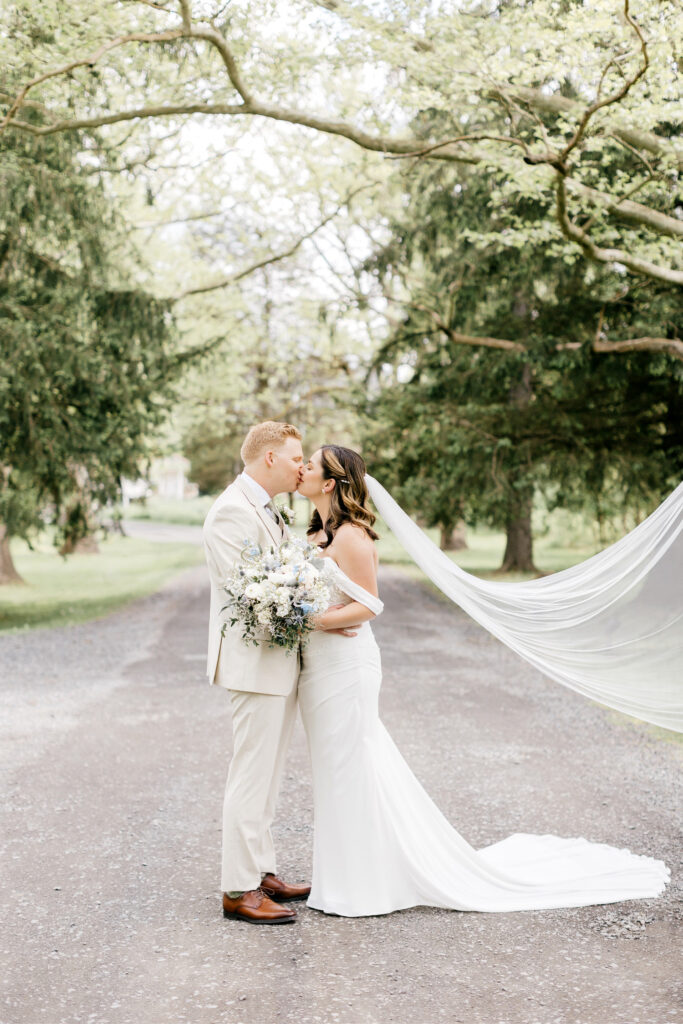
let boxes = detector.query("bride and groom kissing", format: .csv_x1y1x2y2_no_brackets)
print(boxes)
202,420,668,925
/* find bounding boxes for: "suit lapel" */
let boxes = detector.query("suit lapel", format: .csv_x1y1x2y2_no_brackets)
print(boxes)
234,477,283,547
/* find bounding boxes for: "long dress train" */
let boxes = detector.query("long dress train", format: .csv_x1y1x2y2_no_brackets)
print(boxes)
297,561,669,917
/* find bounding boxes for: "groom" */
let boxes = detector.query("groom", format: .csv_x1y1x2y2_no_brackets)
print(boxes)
202,421,309,924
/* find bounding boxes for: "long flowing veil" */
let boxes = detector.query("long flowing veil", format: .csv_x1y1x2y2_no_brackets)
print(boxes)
364,475,683,732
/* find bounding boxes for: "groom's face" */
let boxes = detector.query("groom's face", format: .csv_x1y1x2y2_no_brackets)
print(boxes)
269,436,304,494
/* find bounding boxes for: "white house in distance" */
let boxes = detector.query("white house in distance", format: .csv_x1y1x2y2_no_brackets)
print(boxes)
121,453,198,507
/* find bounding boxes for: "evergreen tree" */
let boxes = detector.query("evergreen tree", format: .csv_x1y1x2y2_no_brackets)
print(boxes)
363,161,683,570
0,111,184,581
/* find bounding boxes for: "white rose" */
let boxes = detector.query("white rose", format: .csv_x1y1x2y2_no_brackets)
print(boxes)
298,563,318,584
245,582,264,600
271,568,297,586
279,543,298,564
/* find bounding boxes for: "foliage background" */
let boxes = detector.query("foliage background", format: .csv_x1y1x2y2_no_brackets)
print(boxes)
1,0,681,591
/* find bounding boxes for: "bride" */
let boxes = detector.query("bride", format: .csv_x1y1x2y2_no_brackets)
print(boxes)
296,444,670,918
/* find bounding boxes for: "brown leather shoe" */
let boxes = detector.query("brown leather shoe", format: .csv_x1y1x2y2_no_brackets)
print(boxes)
260,873,311,902
222,889,296,924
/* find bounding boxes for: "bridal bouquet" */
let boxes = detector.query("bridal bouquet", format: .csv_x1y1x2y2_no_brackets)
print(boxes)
222,536,332,653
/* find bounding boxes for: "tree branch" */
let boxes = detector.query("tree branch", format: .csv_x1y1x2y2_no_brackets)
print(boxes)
280,383,349,418
179,0,192,30
385,296,683,361
8,102,247,135
176,184,375,299
487,86,683,171
566,180,683,238
240,98,484,162
558,0,649,165
186,25,253,104
385,133,529,161
439,326,525,352
593,336,683,359
2,23,479,159
131,209,224,229
121,0,173,10
386,297,526,352
592,307,682,359
0,30,187,137
556,174,683,286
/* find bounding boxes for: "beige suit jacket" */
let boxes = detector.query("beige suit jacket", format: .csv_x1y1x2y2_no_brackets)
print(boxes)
202,477,299,696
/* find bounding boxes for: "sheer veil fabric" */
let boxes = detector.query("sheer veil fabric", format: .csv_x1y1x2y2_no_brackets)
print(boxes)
364,476,683,733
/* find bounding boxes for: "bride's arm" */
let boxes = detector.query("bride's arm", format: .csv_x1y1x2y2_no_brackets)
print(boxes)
318,600,375,631
316,525,379,631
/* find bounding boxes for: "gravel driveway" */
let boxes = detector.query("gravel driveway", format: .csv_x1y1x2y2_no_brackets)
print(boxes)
1,563,680,1024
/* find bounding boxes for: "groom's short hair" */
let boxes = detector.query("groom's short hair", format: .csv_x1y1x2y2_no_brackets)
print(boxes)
240,421,302,463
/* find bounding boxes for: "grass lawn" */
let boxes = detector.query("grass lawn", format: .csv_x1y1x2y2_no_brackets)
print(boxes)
3,492,619,635
374,521,602,580
121,495,216,525
123,494,605,578
0,534,204,633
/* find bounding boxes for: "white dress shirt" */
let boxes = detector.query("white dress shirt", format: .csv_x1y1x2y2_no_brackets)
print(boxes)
240,471,272,508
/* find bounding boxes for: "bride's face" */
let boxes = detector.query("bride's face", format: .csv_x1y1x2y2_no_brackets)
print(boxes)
298,449,327,498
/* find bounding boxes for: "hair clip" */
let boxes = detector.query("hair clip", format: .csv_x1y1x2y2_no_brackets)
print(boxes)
339,478,350,484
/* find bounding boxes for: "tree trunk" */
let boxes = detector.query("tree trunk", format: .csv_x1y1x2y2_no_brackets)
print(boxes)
499,357,537,573
58,490,100,555
59,533,100,555
0,525,25,584
500,491,537,572
440,521,468,551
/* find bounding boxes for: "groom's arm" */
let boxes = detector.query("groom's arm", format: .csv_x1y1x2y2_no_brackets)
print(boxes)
204,504,260,586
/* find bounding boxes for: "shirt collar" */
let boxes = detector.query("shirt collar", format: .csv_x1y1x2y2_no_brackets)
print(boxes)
240,471,272,508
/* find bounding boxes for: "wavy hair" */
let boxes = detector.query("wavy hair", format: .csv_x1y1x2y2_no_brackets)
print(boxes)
307,445,379,548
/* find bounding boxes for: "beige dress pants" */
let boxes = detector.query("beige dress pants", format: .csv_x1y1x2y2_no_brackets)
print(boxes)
221,686,298,893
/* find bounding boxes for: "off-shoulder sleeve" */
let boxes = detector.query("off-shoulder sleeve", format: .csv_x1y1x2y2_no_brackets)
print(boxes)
338,574,384,616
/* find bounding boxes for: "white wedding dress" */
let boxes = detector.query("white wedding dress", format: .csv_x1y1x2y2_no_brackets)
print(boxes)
298,559,670,917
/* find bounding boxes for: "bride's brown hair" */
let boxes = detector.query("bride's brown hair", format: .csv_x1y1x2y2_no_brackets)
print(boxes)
307,445,379,549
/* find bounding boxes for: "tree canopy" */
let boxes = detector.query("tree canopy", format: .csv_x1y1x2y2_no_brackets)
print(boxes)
2,0,682,311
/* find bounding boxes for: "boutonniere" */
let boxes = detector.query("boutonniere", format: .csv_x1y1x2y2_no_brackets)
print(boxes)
277,504,296,526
